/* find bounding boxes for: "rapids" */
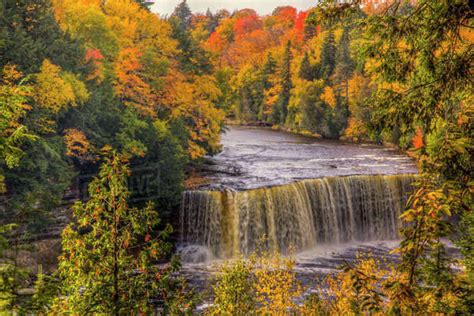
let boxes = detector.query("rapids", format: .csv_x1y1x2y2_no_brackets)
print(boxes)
200,126,417,190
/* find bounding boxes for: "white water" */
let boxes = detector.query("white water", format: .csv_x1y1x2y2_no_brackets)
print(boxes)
180,174,416,260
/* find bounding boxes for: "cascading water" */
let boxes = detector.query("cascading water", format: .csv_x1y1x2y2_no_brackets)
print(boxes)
180,174,416,259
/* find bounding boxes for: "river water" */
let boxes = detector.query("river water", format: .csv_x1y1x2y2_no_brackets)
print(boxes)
178,126,418,301
200,126,417,190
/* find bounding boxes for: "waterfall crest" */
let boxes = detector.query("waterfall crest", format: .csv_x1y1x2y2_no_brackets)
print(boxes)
180,174,416,259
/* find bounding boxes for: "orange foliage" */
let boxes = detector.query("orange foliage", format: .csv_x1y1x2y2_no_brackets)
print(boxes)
114,48,156,117
206,31,227,53
274,6,297,27
294,11,307,40
233,9,258,19
344,118,368,140
85,48,105,82
1,64,24,86
348,72,371,112
412,127,424,149
233,14,262,38
224,29,271,68
85,48,104,61
64,129,91,160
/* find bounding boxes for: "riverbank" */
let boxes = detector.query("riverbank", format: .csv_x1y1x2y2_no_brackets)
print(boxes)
224,120,403,149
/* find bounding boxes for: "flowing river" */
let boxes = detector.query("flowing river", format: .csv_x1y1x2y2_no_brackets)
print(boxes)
178,126,418,295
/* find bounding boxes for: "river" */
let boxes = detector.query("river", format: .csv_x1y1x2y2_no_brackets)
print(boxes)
198,126,417,190
178,126,418,300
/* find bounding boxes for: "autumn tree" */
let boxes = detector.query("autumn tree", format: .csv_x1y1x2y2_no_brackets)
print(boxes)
314,0,474,313
361,3,473,305
0,1,88,235
33,60,89,115
344,72,372,139
51,153,191,314
114,48,156,118
52,0,119,59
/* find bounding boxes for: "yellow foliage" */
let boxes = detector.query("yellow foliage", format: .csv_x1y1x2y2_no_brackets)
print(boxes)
378,81,407,94
0,65,32,125
34,60,88,113
211,250,303,315
164,72,224,159
321,255,394,314
62,72,90,106
321,86,336,108
53,0,176,59
208,258,255,315
347,72,371,113
64,129,92,161
460,26,474,45
305,31,327,64
191,18,210,44
343,118,368,140
212,250,471,315
251,250,303,315
104,0,177,54
52,0,119,57
104,0,139,48
0,64,34,191
265,83,281,110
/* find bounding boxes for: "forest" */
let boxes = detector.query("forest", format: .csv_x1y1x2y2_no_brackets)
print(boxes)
0,0,472,314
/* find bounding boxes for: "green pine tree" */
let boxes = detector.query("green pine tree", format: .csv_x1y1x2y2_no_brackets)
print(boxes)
274,41,293,125
0,0,83,74
262,52,276,89
172,0,192,31
133,0,154,10
299,52,313,81
170,1,212,74
304,10,318,40
259,53,277,121
320,30,337,82
334,27,354,105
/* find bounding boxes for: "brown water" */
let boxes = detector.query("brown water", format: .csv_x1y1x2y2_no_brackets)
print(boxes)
200,126,417,190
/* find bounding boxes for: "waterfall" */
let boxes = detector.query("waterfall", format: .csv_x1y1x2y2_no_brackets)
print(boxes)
180,174,416,259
